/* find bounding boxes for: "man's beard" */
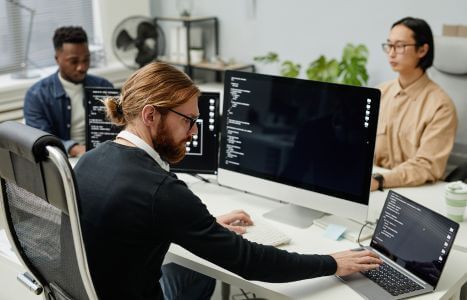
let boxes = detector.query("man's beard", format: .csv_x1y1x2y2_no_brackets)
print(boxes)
153,118,191,164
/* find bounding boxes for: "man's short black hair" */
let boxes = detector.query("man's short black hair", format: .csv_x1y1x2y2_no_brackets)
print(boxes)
53,26,88,50
392,17,434,71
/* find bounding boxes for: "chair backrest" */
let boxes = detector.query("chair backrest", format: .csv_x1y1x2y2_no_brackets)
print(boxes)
445,161,467,183
0,121,97,300
429,35,467,172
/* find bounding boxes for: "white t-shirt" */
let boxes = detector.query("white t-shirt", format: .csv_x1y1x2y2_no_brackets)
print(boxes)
58,73,86,145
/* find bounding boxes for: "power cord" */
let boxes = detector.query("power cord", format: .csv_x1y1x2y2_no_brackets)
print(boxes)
233,288,257,300
240,289,251,299
357,220,376,247
188,173,211,183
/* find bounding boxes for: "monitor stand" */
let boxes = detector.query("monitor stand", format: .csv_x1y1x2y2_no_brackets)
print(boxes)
263,204,324,228
263,204,375,242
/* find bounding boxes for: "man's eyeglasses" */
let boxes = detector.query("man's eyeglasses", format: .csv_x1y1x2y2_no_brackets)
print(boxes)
381,43,418,54
167,108,199,130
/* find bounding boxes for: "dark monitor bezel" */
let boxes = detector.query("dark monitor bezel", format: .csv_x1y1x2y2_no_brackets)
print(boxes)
170,91,220,175
84,87,122,151
218,70,381,220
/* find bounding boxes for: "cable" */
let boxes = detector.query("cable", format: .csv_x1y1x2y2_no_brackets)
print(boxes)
357,221,376,247
240,289,250,299
188,173,211,183
237,288,257,299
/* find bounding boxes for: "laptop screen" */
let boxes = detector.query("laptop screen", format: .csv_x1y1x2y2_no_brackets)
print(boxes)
370,190,459,288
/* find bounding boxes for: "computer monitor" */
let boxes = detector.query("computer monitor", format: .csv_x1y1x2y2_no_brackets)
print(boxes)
85,87,122,150
85,87,220,174
218,71,381,227
170,92,220,174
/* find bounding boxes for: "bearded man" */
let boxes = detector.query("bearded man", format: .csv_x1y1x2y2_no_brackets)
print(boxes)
74,62,381,300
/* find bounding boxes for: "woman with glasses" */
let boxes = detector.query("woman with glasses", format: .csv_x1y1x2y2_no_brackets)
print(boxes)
371,17,458,191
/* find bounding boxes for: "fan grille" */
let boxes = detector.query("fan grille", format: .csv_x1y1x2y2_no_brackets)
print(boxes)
112,16,165,69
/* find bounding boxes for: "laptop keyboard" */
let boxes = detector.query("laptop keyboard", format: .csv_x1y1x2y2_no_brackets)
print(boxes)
363,263,424,296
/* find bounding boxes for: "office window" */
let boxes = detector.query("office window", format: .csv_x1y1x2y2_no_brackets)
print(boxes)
0,0,94,75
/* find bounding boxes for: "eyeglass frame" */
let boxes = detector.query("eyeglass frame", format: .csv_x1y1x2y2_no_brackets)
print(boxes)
381,42,419,54
166,108,199,130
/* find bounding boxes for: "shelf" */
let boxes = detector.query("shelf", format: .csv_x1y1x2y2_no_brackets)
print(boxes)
154,16,217,23
192,62,254,71
157,59,254,72
155,16,255,81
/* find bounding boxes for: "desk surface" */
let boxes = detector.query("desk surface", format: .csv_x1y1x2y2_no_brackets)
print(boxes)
21,161,466,299
168,175,467,300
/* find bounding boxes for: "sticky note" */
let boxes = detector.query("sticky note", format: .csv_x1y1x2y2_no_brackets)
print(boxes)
324,224,347,240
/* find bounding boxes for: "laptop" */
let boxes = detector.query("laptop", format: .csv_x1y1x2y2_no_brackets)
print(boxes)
339,190,459,300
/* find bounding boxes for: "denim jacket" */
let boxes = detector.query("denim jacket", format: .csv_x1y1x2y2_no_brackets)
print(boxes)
23,71,113,153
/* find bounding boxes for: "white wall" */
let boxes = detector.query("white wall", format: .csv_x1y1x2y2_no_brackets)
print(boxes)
151,0,467,86
96,0,151,64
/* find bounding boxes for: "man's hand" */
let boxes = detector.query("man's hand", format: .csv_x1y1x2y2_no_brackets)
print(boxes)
69,144,86,157
331,249,383,276
216,209,254,234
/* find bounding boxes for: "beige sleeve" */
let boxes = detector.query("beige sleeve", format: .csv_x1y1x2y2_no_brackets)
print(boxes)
383,101,458,188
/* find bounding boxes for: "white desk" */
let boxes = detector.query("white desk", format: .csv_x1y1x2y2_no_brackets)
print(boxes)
0,219,42,299
1,170,465,299
0,250,43,300
165,175,467,300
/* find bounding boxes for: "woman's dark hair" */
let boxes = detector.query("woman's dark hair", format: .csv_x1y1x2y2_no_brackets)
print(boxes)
392,17,434,71
53,26,88,50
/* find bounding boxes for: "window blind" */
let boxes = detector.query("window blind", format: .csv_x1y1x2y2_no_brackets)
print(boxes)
0,0,94,75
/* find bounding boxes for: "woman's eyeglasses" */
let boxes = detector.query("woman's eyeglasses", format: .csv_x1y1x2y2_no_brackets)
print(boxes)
381,43,418,54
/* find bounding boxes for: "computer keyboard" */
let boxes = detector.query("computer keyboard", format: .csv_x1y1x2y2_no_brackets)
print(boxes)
363,263,423,296
242,220,291,247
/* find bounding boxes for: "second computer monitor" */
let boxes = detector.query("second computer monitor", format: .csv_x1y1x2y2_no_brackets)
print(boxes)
85,87,122,150
218,71,381,223
170,92,220,174
85,88,220,175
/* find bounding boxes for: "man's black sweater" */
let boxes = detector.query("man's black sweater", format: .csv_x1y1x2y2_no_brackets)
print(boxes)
74,141,337,300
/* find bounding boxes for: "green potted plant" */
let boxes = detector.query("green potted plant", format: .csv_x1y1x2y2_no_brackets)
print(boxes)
254,43,369,86
305,55,339,83
253,52,301,78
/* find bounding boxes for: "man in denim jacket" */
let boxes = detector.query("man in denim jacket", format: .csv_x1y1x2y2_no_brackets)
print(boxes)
24,26,112,157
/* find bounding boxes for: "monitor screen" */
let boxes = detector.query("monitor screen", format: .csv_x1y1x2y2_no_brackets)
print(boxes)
85,87,122,150
218,71,380,223
85,88,220,174
170,92,220,174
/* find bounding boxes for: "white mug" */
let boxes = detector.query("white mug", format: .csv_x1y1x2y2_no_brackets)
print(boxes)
445,181,467,222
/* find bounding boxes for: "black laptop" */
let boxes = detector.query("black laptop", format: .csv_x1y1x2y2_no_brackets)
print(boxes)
339,190,459,299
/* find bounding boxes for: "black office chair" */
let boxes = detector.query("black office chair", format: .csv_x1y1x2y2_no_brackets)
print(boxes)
445,161,467,183
0,121,97,300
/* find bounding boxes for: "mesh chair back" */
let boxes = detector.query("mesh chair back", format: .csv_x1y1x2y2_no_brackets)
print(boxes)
0,121,96,300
